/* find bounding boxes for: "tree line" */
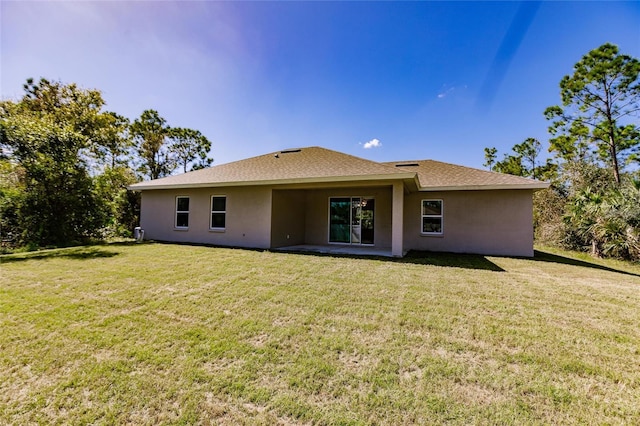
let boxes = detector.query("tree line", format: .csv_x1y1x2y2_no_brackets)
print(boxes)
484,43,640,260
2,43,638,260
0,78,213,249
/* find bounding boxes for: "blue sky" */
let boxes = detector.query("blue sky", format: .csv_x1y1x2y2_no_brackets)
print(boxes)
2,1,639,170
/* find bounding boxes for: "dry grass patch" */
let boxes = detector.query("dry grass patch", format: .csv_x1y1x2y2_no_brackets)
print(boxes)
1,242,639,424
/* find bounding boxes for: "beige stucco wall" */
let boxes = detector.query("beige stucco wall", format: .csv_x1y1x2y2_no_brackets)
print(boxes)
303,186,393,248
271,190,306,247
140,186,272,248
139,184,535,257
402,189,535,257
140,185,395,249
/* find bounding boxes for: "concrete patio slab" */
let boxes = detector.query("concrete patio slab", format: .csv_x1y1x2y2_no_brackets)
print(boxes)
274,244,395,257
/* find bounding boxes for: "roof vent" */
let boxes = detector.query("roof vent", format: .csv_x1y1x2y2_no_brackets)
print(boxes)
395,163,419,167
280,149,302,154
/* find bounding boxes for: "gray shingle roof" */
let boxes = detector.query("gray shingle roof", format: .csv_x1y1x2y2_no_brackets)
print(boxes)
129,147,412,190
384,160,548,190
129,146,548,191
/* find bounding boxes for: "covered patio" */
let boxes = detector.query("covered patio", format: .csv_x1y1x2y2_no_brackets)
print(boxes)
270,181,405,257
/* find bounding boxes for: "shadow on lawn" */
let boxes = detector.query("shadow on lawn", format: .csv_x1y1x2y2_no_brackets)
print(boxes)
0,246,119,264
283,249,506,272
398,250,505,271
532,250,640,278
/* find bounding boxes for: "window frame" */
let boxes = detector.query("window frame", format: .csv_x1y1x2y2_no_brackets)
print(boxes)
421,199,443,235
175,196,190,230
210,195,227,231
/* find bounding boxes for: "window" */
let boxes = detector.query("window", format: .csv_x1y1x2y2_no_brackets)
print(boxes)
175,196,190,229
421,199,443,234
210,196,226,230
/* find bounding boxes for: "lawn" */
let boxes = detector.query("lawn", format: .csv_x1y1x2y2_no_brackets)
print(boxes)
1,243,639,425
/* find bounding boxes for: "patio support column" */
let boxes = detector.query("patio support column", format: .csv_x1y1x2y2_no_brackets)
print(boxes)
391,181,404,257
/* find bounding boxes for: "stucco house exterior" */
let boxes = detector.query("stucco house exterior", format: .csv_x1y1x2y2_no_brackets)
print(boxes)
129,146,548,257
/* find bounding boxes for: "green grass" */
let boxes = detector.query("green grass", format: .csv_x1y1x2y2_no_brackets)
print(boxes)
1,243,639,425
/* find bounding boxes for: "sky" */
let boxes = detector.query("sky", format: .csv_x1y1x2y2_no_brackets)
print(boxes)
1,1,639,170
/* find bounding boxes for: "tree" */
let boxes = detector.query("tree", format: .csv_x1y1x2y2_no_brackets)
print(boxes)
170,127,213,173
1,78,214,248
564,181,640,259
494,153,527,177
130,110,174,180
483,147,497,171
94,165,140,237
0,78,111,245
564,187,607,257
92,112,131,169
533,185,566,246
0,159,24,247
489,139,550,179
131,110,213,179
544,43,640,185
513,138,541,179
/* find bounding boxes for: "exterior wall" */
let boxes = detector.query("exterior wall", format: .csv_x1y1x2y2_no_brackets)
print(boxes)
140,186,272,248
271,190,306,247
139,184,535,257
140,185,395,249
304,186,393,248
403,189,535,257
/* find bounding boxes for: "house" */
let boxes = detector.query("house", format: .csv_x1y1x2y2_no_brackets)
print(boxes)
129,146,549,257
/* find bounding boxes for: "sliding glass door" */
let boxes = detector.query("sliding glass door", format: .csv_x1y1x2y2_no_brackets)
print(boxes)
360,198,374,245
329,198,351,243
329,197,374,245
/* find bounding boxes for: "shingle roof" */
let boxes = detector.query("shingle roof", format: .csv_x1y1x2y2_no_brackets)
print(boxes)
129,146,549,191
129,147,413,190
384,160,548,190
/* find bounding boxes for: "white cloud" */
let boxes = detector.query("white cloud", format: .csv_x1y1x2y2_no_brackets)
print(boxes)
437,86,454,99
363,138,381,149
437,84,468,99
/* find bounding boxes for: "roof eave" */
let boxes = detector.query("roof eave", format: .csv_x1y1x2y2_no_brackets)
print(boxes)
418,182,550,191
128,172,416,191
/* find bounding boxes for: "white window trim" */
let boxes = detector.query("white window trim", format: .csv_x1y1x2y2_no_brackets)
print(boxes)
210,195,226,231
421,199,443,236
175,196,190,230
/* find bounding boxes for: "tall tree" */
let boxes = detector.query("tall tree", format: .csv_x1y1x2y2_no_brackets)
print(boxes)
170,127,213,173
483,147,498,171
92,112,131,169
130,110,213,179
130,110,174,180
488,139,556,181
544,43,640,185
513,138,541,179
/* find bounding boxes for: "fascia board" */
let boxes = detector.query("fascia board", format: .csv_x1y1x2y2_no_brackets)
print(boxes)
128,172,416,191
417,182,550,192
